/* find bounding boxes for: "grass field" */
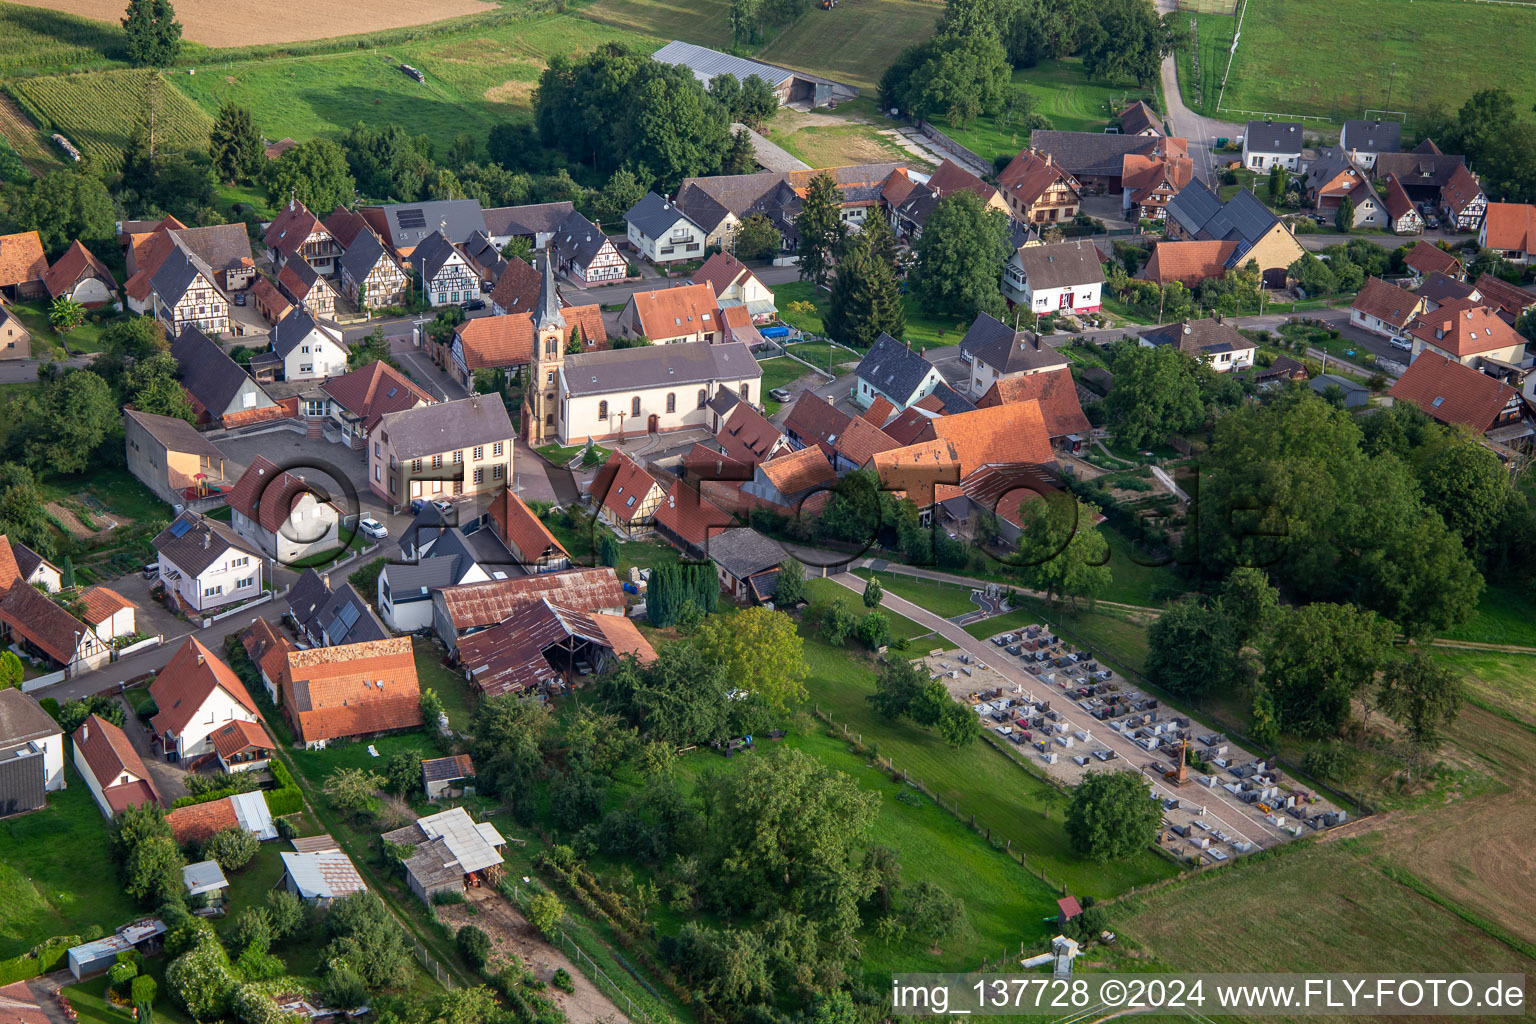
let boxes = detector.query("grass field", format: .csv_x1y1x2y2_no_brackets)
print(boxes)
851,568,982,619
757,0,938,93
775,279,974,351
931,59,1156,166
769,118,918,172
8,69,213,171
1439,582,1536,648
1432,648,1536,723
578,0,734,48
1169,10,1234,119
0,1,128,75
0,763,141,959
757,356,819,412
805,576,940,644
1216,0,1536,126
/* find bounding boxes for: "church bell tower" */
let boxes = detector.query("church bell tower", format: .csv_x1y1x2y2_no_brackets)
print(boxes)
525,247,566,445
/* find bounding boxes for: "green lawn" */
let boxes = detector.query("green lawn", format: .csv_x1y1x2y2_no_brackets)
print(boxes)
756,0,940,93
766,106,925,171
965,597,1155,677
413,636,476,732
775,280,972,351
578,0,735,49
930,59,1157,165
540,512,682,576
7,300,127,358
851,568,981,619
804,575,941,645
1096,525,1184,606
1439,582,1536,648
1169,10,1236,119
1431,648,1536,724
0,762,142,959
794,626,1175,898
756,357,817,413
783,341,857,372
286,731,437,790
1213,0,1536,127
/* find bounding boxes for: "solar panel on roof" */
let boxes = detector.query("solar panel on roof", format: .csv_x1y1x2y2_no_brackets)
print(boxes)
168,519,193,538
397,209,427,229
335,602,361,632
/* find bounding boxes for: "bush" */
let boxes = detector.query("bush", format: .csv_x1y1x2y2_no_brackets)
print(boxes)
432,890,466,906
551,968,574,993
108,960,138,993
275,816,298,841
456,925,492,970
203,828,260,872
526,892,565,938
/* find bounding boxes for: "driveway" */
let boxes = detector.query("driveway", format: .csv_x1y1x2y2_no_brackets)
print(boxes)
1154,0,1243,184
101,570,196,647
114,693,190,803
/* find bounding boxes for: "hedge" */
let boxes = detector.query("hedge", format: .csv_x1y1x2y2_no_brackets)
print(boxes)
266,760,303,817
0,946,68,985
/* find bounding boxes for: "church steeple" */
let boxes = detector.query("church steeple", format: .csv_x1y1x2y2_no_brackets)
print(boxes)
533,246,564,331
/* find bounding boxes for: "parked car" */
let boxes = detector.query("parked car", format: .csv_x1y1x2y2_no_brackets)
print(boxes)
769,388,792,402
460,298,486,312
433,499,454,515
233,291,247,306
142,562,159,579
358,517,388,540
1390,337,1413,351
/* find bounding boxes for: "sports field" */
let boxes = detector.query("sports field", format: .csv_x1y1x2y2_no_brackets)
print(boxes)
1218,0,1536,125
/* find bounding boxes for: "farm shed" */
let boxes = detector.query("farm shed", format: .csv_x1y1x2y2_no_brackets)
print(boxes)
280,843,368,905
182,860,229,904
67,919,165,979
651,41,855,108
422,754,476,801
381,806,506,905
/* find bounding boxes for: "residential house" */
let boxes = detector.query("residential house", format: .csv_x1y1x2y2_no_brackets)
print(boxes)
489,487,570,574
1471,274,1536,325
1372,146,1468,204
0,306,30,360
483,202,574,249
933,463,1062,546
123,408,231,506
0,231,47,299
551,209,626,286
319,360,433,450
261,637,421,749
382,807,505,904
1118,101,1163,137
1350,276,1424,342
1382,174,1424,235
691,252,777,321
995,150,1082,226
11,542,60,593
556,341,761,445
1408,300,1529,366
589,451,666,539
853,333,943,410
264,199,340,277
42,241,117,308
171,328,283,429
0,583,107,676
147,236,229,336
1403,240,1462,280
208,720,274,774
377,550,484,633
1304,147,1387,227
708,529,789,604
975,369,1090,444
1161,182,1304,287
166,789,277,845
280,843,368,904
147,637,260,763
1140,239,1239,287
625,192,706,265
1338,120,1402,170
673,185,742,251
869,403,1055,515
1138,317,1257,372
675,163,907,249
1242,119,1303,171
958,312,1070,397
1120,146,1194,221
429,568,625,654
488,256,542,317
410,231,479,308
0,689,65,814
125,221,255,307
269,308,346,382
888,160,1008,238
1440,164,1488,233
621,283,722,345
72,715,160,818
459,230,504,286
1390,349,1528,439
369,395,516,505
715,399,792,465
1027,132,1187,192
451,304,607,389
335,226,408,310
1002,239,1105,315
783,391,855,458
1481,202,1536,263
251,277,292,325
286,569,388,647
422,754,476,801
360,199,486,258
79,587,135,642
653,478,737,560
152,511,265,614
226,455,342,563
732,444,837,515
276,258,340,319
454,597,655,697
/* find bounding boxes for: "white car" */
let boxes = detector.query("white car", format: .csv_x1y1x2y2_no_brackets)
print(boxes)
358,517,388,540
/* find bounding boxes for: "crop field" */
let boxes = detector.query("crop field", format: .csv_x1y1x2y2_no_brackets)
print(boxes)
0,1,126,75
1217,0,1536,126
8,69,212,170
4,0,497,47
757,0,940,93
578,0,735,49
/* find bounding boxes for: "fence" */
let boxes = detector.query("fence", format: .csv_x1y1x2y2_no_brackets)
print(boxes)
114,635,163,658
410,935,456,989
20,668,66,692
913,119,994,176
201,591,273,628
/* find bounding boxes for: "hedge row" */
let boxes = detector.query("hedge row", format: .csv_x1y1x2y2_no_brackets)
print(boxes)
167,759,302,816
0,945,68,985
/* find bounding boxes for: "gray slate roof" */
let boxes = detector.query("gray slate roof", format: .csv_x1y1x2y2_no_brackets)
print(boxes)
409,231,461,282
1244,120,1304,156
383,556,465,602
673,185,734,235
551,210,615,271
483,202,575,239
625,192,700,239
855,333,937,401
1303,146,1364,193
152,236,217,306
1372,152,1466,189
376,395,514,459
1165,183,1282,255
367,199,486,249
1341,120,1402,156
563,341,758,396
707,527,789,580
337,227,393,284
1013,240,1105,292
0,689,59,746
153,510,262,577
1027,131,1158,177
958,313,1068,375
289,568,388,646
171,327,274,416
927,381,976,414
271,307,343,358
652,39,796,88
174,223,254,281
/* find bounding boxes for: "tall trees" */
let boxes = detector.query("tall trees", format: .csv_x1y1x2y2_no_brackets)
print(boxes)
122,0,181,67
825,225,905,347
1376,652,1463,747
1145,599,1236,697
1012,494,1111,609
720,128,756,175
1081,0,1170,86
208,103,263,185
341,123,432,202
23,370,116,474
692,607,808,716
911,190,1012,319
1103,341,1207,449
1436,88,1536,204
265,139,355,214
794,171,844,287
880,31,1011,122
1259,602,1394,737
13,171,116,253
1065,770,1162,861
1334,195,1355,233
734,214,781,260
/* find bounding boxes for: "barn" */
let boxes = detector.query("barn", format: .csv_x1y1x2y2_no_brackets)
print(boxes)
651,41,855,108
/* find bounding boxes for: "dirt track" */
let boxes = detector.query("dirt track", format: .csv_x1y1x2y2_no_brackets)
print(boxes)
7,0,496,47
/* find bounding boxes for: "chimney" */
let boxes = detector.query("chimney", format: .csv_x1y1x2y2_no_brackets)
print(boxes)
196,653,204,666
203,530,210,550
1212,312,1222,324
81,722,88,742
1045,152,1052,167
323,573,331,590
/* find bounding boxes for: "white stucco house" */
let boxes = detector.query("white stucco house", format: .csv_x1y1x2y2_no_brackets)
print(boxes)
151,512,266,614
1002,240,1104,315
1242,120,1304,171
624,192,706,265
148,637,263,763
270,308,347,381
227,456,343,563
852,333,944,411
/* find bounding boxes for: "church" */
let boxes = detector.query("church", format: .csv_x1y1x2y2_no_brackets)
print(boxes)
519,254,762,447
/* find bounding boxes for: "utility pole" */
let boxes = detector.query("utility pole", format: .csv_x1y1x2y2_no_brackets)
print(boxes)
1385,63,1397,114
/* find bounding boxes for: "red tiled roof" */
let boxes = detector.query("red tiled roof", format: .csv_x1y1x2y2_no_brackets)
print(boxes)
0,231,46,288
42,240,115,299
783,392,852,458
880,167,919,208
716,402,785,464
960,464,1062,528
454,306,608,371
1407,302,1524,358
275,637,421,744
1382,173,1417,222
1389,350,1518,432
489,487,568,564
1404,240,1461,278
833,415,901,465
1471,273,1536,323
264,199,326,257
73,715,161,813
1120,152,1194,204
759,445,835,495
251,277,292,319
929,401,1054,475
881,406,937,446
593,451,663,525
629,284,721,339
79,586,135,626
1482,202,1536,254
209,718,273,760
489,256,540,314
861,394,897,427
654,478,737,550
871,439,962,506
0,535,21,594
1141,241,1239,286
276,261,317,301
682,442,752,482
1351,276,1421,330
0,582,92,665
996,151,1079,208
226,455,339,535
977,368,1091,438
926,158,1002,203
150,637,260,740
323,207,369,249
690,252,756,297
1440,164,1484,217
166,797,240,844
0,979,51,1024
321,360,433,431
